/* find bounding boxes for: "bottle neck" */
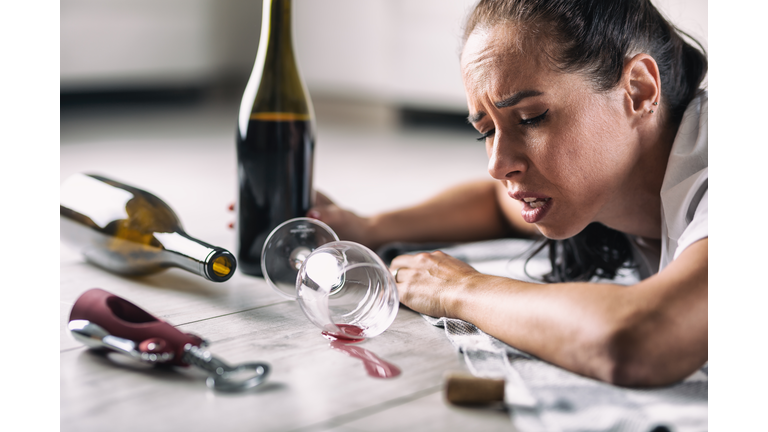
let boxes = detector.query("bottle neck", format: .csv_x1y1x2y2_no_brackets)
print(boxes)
154,232,236,282
239,0,312,137
262,0,294,60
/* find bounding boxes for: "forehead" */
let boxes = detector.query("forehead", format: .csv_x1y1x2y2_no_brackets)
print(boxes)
461,24,555,97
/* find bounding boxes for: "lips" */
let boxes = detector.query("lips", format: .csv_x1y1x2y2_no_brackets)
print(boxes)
509,191,552,224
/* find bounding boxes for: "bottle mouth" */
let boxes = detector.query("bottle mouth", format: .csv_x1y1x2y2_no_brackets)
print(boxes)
205,250,237,282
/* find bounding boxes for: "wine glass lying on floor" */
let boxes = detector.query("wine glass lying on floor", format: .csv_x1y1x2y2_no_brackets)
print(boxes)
261,218,399,342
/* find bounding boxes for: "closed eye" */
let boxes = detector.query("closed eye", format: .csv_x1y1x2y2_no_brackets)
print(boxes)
519,109,549,126
475,108,549,142
476,130,495,142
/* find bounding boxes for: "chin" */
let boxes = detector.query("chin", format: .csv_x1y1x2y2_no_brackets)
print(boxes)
535,223,587,241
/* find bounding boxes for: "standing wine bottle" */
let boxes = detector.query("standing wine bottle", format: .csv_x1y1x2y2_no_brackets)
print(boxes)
236,0,315,277
60,173,236,282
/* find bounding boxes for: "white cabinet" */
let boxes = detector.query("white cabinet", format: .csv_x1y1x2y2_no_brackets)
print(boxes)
60,0,262,90
293,0,707,112
294,0,476,111
60,0,706,112
59,0,476,112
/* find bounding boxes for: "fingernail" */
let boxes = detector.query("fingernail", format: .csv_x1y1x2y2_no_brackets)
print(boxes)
228,222,234,229
307,210,320,219
228,203,235,211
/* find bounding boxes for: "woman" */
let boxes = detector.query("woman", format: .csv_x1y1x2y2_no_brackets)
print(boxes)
308,0,708,387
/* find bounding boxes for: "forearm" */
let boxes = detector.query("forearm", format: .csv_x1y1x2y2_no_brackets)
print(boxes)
366,180,519,249
447,275,628,382
393,242,707,386
446,266,707,386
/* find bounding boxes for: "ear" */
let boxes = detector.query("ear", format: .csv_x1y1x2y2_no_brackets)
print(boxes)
621,53,661,120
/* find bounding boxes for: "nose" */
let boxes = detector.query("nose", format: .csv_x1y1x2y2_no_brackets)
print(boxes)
487,133,527,180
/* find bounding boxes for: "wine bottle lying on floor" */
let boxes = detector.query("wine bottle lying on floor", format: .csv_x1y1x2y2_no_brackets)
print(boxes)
60,173,236,282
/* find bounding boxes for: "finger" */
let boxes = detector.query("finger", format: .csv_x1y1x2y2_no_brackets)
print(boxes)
390,254,418,269
389,266,412,284
314,190,333,206
390,267,400,283
391,251,436,268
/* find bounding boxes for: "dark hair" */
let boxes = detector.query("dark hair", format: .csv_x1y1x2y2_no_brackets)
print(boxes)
528,222,635,282
464,0,708,282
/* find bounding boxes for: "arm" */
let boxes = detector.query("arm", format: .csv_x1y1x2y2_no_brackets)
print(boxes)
391,238,708,387
310,180,540,250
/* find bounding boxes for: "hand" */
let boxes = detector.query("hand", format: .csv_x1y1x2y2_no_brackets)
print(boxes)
390,251,481,318
307,191,375,247
227,192,371,244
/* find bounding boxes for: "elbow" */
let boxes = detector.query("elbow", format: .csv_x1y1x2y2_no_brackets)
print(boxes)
591,327,699,388
601,356,661,388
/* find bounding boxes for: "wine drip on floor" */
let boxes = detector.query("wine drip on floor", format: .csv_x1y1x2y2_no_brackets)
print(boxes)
323,324,401,379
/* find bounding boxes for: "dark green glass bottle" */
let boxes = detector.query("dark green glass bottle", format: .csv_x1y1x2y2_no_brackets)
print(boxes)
236,0,315,276
60,173,236,282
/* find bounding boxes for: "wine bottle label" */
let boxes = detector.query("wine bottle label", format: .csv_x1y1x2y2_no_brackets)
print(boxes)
250,112,310,121
61,173,133,228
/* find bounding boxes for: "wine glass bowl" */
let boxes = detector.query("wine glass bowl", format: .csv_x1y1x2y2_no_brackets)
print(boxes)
261,218,399,340
297,241,399,340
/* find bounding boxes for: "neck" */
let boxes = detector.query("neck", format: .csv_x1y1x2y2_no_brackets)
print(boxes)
602,119,680,239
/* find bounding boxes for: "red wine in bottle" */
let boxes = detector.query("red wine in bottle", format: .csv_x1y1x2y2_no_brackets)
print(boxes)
60,173,236,282
236,0,315,276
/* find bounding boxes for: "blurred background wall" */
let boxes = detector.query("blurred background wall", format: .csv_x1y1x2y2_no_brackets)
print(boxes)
60,0,707,113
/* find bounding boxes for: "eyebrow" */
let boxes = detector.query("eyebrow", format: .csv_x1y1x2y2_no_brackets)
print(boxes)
466,90,544,124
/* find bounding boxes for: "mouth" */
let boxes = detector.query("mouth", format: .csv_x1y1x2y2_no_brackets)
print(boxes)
509,191,553,223
522,196,551,209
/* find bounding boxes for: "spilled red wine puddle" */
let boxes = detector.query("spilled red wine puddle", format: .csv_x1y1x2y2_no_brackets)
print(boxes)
329,341,401,379
331,341,400,378
321,324,366,343
322,324,401,378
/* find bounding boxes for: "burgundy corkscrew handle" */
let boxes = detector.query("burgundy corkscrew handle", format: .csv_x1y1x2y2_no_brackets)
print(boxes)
69,288,204,366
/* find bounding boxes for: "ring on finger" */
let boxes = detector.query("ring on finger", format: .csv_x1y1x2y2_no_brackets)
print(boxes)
391,267,404,283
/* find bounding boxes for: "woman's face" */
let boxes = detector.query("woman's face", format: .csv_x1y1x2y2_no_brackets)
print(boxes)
462,24,641,240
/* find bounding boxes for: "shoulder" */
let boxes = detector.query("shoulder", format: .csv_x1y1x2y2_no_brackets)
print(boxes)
663,90,707,190
659,90,708,269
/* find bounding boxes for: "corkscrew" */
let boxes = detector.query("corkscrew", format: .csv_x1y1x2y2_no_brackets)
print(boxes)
68,288,270,392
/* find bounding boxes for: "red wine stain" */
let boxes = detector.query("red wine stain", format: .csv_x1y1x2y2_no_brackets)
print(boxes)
329,341,401,379
323,324,401,379
322,324,366,343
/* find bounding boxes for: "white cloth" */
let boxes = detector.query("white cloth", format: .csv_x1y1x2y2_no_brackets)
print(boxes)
633,91,708,277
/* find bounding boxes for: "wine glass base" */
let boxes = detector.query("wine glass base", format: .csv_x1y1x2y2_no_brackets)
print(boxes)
261,217,339,299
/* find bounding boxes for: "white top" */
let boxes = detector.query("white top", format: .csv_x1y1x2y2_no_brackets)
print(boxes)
632,91,708,279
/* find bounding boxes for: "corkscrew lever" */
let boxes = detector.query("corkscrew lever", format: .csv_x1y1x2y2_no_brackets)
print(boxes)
69,319,143,359
67,288,270,392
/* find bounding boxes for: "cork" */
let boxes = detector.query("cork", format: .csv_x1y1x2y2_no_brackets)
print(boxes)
444,372,505,405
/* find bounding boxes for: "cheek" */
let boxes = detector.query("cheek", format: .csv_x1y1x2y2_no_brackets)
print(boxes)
534,113,625,197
